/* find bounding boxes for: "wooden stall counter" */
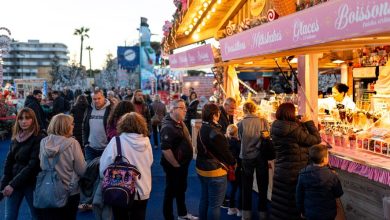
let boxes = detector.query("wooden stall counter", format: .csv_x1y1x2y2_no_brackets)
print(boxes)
329,147,390,220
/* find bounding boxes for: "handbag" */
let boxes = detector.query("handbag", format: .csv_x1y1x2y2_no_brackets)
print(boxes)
151,114,161,126
198,128,236,181
256,130,275,161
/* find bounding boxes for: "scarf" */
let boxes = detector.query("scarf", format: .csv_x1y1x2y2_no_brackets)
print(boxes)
16,130,34,142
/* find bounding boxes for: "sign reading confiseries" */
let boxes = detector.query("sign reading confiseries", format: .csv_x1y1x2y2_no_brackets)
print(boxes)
169,44,215,69
220,0,390,61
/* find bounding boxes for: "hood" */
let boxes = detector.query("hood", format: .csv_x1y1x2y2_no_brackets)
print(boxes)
121,133,150,152
25,95,38,106
299,165,332,182
243,114,259,119
91,99,110,110
271,120,300,137
41,135,75,158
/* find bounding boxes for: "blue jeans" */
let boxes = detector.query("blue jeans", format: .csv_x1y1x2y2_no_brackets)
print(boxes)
5,185,37,220
198,175,227,220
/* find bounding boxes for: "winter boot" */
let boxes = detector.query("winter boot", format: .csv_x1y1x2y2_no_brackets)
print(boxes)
259,211,267,220
241,210,251,220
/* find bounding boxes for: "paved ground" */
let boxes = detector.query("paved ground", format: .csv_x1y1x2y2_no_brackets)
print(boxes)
0,137,250,220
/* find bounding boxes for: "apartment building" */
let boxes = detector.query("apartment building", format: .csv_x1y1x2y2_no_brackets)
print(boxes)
2,40,69,82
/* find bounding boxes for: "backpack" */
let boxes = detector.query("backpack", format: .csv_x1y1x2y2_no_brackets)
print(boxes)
102,136,141,208
33,146,69,208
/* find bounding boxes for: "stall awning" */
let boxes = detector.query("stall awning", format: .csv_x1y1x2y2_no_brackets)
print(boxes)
238,72,275,80
169,44,215,70
220,0,390,61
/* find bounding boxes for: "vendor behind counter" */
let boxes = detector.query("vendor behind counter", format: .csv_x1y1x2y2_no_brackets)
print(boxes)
318,83,356,112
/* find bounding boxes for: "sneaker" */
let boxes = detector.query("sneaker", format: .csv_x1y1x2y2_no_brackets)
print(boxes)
237,210,242,217
220,199,230,209
178,213,199,220
78,203,92,211
227,208,238,215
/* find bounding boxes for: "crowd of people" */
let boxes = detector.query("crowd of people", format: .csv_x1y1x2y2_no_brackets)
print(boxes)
0,85,345,220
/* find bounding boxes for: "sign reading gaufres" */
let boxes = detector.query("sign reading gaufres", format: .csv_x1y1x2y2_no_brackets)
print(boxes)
169,44,215,69
220,0,390,61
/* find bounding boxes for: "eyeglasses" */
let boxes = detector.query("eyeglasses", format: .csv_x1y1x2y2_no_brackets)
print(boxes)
174,106,187,111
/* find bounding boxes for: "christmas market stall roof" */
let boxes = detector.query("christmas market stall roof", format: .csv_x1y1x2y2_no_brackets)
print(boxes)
162,0,390,71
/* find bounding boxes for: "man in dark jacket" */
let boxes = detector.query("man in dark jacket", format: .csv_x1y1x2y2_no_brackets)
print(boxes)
24,90,47,130
82,89,112,162
52,91,68,116
80,89,111,210
132,89,152,135
160,99,198,220
218,97,236,133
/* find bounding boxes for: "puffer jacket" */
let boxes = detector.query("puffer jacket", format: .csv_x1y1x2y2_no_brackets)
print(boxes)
270,120,321,220
0,132,45,190
296,165,343,220
196,122,235,177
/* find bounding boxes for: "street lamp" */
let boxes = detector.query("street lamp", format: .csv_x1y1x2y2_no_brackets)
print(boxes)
86,46,93,77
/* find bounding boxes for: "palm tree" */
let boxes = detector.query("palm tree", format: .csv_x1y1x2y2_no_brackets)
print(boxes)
73,27,90,67
86,46,93,77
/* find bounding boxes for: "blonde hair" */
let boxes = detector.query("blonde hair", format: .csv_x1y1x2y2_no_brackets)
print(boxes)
47,114,74,137
243,101,257,114
12,107,40,140
117,112,148,137
226,124,238,138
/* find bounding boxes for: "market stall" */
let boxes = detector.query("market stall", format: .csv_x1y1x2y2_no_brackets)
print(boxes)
215,0,390,219
163,0,390,218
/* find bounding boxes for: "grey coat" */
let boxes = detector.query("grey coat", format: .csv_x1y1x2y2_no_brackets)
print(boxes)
237,114,269,159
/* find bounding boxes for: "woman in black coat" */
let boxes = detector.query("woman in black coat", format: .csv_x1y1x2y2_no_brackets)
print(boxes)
184,91,199,135
0,107,45,220
70,95,89,151
270,103,321,220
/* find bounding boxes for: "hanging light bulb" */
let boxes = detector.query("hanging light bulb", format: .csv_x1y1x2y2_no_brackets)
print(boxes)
203,2,208,7
189,24,194,29
211,7,216,12
198,10,203,15
185,31,189,35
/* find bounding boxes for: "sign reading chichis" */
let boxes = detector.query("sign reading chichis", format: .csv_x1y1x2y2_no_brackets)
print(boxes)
220,0,390,61
169,44,215,69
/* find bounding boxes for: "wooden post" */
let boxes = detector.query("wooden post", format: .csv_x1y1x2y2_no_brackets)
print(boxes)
297,54,321,125
347,65,353,97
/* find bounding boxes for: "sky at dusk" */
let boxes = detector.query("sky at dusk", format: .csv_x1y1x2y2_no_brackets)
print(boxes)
1,0,176,69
